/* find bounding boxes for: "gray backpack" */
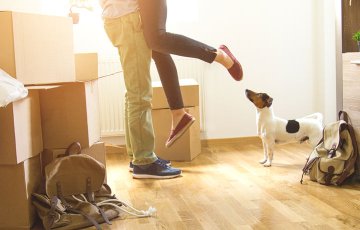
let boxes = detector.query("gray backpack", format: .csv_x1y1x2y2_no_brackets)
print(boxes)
32,142,156,230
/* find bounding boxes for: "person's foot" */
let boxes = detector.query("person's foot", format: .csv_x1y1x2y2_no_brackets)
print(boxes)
129,157,171,172
132,159,181,179
166,113,195,148
218,45,243,81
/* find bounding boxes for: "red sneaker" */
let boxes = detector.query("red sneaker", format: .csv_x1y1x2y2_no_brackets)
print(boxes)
219,45,243,81
165,113,196,148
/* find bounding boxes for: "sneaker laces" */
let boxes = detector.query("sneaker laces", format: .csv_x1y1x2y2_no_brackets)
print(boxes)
155,159,170,168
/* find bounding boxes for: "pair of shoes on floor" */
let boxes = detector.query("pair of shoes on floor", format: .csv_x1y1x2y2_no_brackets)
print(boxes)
129,157,170,172
165,113,196,148
219,45,243,81
132,159,181,179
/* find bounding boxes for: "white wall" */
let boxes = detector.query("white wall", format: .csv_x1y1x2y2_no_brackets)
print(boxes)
0,0,340,140
165,0,338,139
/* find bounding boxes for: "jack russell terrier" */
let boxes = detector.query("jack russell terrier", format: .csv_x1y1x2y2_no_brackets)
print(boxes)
245,89,323,167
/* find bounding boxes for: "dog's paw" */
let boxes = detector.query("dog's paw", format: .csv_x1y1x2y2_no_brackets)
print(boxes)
263,161,272,167
259,158,267,164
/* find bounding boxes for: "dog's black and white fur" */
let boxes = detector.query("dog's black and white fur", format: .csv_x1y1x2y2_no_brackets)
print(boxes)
245,89,323,167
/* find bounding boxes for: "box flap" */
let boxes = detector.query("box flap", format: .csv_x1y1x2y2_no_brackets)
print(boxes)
26,85,60,90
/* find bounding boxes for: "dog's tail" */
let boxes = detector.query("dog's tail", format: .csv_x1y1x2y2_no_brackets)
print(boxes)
302,112,323,124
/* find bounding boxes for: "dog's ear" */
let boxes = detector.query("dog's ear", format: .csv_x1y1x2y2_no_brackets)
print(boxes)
266,97,273,107
261,94,273,107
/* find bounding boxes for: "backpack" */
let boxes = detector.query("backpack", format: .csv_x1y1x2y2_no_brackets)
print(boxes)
301,111,359,186
32,142,156,230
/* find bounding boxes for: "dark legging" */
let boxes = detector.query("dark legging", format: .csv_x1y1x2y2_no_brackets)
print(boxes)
138,0,217,110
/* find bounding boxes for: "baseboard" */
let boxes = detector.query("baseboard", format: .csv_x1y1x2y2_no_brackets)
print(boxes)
105,136,262,155
201,136,261,147
105,144,127,155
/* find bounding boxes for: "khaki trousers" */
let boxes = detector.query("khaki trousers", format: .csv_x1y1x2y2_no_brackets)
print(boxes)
104,12,157,165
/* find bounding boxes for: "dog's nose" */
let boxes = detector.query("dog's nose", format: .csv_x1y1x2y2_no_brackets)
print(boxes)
245,89,249,93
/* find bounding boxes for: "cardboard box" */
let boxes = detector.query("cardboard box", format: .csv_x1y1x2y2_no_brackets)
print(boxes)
152,106,201,161
40,80,101,149
0,11,75,85
0,155,41,229
45,142,106,167
152,79,199,109
75,53,98,82
0,90,43,165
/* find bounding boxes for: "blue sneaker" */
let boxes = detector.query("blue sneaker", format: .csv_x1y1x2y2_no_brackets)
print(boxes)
129,158,171,172
132,159,181,179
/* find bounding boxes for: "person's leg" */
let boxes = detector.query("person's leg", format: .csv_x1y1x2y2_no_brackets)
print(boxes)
138,0,217,63
104,13,156,165
104,12,181,178
152,50,189,130
124,93,133,160
137,0,198,146
138,0,242,80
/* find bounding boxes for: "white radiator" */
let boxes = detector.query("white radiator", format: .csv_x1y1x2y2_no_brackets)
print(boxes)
98,57,206,137
98,57,125,137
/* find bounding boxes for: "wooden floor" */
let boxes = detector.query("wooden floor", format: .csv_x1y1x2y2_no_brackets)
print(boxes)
38,140,360,230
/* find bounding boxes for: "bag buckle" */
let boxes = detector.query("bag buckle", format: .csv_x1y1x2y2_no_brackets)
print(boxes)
328,146,336,158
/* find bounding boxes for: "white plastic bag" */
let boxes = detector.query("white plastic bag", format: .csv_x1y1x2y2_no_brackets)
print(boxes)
0,68,28,107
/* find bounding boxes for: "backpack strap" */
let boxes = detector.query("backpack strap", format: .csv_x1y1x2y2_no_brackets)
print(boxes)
56,182,102,230
86,178,112,225
336,123,359,185
338,110,349,123
43,196,60,230
300,156,320,184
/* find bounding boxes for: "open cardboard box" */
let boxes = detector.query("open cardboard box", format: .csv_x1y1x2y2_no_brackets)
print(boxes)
0,89,43,165
0,11,76,85
39,80,101,149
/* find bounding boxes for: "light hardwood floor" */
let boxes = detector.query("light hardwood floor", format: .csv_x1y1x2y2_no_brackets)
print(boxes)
93,140,360,230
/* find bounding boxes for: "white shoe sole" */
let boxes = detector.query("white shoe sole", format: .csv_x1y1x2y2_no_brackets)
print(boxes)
132,173,181,179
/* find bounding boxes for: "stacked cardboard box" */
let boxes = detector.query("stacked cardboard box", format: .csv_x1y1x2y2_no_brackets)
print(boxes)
0,89,43,229
0,11,75,85
39,81,100,149
0,11,104,229
0,156,41,230
152,79,201,161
